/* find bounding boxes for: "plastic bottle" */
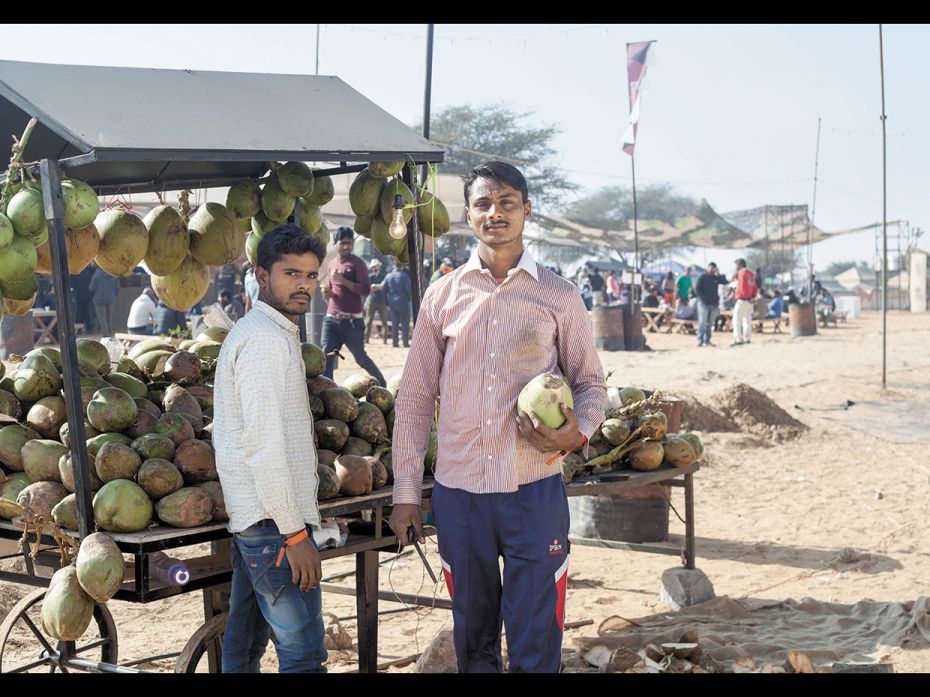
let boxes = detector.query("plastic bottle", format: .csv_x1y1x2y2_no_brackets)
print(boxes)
148,551,191,586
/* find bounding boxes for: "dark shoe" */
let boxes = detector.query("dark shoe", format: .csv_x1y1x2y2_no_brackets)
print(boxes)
393,344,399,348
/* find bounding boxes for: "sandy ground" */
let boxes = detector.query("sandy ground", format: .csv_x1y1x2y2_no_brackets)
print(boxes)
3,310,930,672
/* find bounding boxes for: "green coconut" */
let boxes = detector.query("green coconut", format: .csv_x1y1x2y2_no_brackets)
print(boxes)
94,208,149,276
132,433,177,461
306,170,335,206
619,386,646,406
417,191,451,238
6,187,44,237
0,390,22,420
354,216,373,239
151,253,210,312
51,493,79,530
75,532,124,603
59,419,100,449
368,161,405,179
163,351,202,385
0,473,31,520
300,343,326,378
61,178,99,229
601,418,632,446
370,216,405,257
352,402,388,444
680,433,704,460
226,181,262,219
317,449,338,468
173,439,216,484
0,235,39,290
87,387,138,433
261,180,295,222
637,411,668,441
320,388,359,422
245,232,259,265
250,211,281,238
26,346,62,372
133,350,173,380
124,408,160,440
113,357,145,382
21,439,68,483
3,291,38,316
184,384,214,411
59,452,104,493
517,373,574,429
41,566,95,641
307,375,337,395
0,272,38,301
343,373,379,399
278,162,315,197
94,441,142,483
629,441,665,472
156,487,214,528
93,479,153,532
13,353,61,403
63,224,100,274
663,435,697,468
189,341,222,361
315,419,350,451
200,326,228,343
103,372,148,400
26,395,67,439
365,386,395,415
143,205,189,275
295,200,322,234
317,465,340,500
188,202,244,266
128,338,175,361
137,458,184,500
379,177,416,226
86,433,133,458
155,412,196,447
342,436,374,457
424,432,438,473
0,211,14,252
194,480,227,522
349,169,385,218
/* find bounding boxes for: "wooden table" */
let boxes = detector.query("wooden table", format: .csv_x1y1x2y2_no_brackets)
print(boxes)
640,307,669,333
31,310,57,345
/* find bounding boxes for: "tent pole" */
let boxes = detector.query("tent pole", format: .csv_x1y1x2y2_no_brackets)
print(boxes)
40,160,94,538
808,117,821,299
879,25,888,390
631,155,640,300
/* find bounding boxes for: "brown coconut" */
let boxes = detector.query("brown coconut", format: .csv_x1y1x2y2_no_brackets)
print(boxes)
315,420,350,451
94,441,143,483
334,455,373,497
16,481,67,520
156,487,215,528
173,439,217,484
59,452,104,493
137,458,184,500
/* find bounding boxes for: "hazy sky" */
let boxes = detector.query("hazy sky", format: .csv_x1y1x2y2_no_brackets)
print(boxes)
1,23,925,272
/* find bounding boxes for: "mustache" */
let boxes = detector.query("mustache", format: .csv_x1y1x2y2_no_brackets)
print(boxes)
290,293,311,300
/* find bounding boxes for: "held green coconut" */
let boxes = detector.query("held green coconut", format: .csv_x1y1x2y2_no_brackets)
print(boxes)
517,373,573,429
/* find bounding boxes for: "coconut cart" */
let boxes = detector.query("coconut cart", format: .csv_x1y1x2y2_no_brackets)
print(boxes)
0,59,443,673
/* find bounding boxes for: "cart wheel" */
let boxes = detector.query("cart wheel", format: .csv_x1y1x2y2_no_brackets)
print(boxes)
0,587,118,673
175,611,226,673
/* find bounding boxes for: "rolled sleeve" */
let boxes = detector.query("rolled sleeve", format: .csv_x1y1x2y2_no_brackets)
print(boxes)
392,289,444,504
355,257,372,297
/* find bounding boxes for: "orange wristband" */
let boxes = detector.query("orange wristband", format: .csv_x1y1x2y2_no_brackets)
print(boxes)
276,528,309,567
546,434,588,467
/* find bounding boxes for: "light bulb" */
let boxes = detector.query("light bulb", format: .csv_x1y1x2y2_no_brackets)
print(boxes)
388,194,407,239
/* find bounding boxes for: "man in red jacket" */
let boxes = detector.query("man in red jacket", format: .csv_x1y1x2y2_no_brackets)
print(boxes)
731,258,757,346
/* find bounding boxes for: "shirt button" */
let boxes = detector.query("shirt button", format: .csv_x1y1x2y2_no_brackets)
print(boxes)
493,320,498,325
487,386,492,391
488,455,493,460
486,419,491,425
490,353,495,358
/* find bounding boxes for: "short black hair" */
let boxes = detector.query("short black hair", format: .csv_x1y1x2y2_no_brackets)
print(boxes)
257,224,327,271
708,262,718,269
463,161,529,206
333,226,354,243
219,289,231,299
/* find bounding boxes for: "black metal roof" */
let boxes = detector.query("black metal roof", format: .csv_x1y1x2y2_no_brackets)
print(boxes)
0,60,443,193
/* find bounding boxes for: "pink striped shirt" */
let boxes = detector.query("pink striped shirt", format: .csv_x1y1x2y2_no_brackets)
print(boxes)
392,249,607,504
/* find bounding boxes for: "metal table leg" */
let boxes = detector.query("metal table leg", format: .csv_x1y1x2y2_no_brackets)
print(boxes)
684,472,696,570
355,550,379,673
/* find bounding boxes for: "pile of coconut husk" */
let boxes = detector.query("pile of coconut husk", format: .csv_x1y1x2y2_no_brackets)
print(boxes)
679,384,808,443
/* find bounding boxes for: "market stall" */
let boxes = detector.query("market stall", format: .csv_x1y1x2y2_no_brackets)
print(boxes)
0,58,444,673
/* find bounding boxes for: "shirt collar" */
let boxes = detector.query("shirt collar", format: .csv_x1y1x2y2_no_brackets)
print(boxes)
463,247,539,282
253,300,301,337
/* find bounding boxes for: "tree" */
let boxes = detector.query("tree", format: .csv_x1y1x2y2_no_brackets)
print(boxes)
417,104,577,210
823,260,873,278
562,183,698,230
746,247,801,282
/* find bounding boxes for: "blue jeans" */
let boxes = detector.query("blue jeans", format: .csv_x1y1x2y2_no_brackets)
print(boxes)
321,316,386,386
697,302,718,345
222,521,327,673
388,306,410,347
126,326,153,335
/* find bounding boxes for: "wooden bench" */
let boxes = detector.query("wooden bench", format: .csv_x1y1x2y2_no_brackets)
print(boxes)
753,316,784,333
640,307,669,333
818,310,848,328
113,332,176,353
667,317,697,334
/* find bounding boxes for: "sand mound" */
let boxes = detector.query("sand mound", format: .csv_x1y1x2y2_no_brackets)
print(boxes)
711,383,808,441
679,394,738,433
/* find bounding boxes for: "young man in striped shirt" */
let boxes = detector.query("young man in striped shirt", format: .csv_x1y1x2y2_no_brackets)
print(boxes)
389,161,607,672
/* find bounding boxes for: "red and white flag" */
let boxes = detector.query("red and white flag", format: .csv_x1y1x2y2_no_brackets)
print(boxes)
622,40,656,157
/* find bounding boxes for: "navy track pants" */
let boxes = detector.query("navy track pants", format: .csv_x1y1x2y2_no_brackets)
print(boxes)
431,474,570,673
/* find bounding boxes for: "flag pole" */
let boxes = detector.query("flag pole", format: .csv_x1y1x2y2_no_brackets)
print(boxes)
879,24,888,390
631,154,640,281
808,117,821,300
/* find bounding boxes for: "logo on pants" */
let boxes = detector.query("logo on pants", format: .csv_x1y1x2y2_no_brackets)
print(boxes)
549,539,563,555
